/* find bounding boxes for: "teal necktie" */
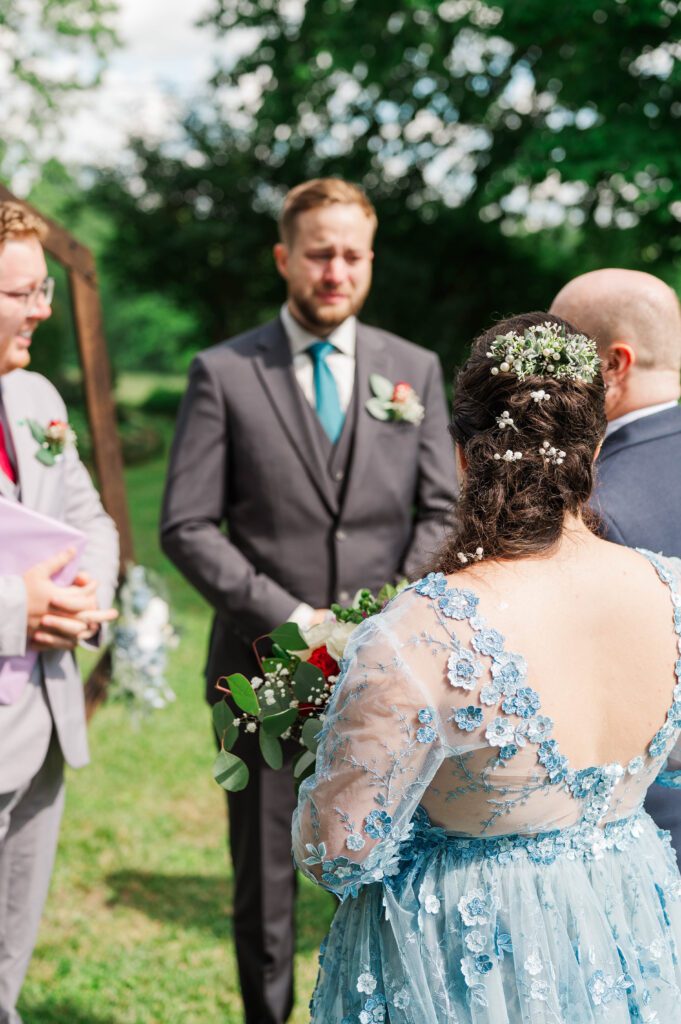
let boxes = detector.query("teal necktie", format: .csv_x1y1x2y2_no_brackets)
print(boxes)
307,340,345,444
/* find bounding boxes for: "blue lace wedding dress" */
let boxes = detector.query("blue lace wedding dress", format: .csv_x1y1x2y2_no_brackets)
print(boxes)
292,550,681,1023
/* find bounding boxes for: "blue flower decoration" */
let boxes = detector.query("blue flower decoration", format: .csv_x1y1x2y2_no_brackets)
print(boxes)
499,744,518,761
479,682,502,706
415,572,447,598
417,725,438,743
502,686,540,719
438,587,479,620
447,649,483,691
537,739,568,784
490,652,527,696
670,701,681,727
346,832,365,851
472,628,505,657
453,705,483,732
474,954,494,975
650,725,672,758
418,707,434,724
525,715,553,743
364,809,393,839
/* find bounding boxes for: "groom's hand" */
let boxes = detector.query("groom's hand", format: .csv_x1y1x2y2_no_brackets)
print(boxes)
25,552,117,650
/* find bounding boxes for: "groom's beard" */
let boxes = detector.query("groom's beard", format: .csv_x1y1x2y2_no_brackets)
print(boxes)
291,283,371,334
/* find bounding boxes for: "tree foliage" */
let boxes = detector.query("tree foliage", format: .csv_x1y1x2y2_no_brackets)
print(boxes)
89,0,681,370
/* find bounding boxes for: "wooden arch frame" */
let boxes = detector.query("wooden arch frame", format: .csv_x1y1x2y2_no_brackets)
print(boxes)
0,184,134,712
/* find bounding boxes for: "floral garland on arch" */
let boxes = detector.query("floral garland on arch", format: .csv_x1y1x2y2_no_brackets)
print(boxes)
212,582,407,792
110,564,179,717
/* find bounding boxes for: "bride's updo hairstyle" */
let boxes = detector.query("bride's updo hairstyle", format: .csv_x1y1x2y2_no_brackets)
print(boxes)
436,311,607,574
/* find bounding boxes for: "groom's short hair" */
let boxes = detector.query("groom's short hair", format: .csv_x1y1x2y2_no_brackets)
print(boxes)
0,201,48,250
279,178,377,245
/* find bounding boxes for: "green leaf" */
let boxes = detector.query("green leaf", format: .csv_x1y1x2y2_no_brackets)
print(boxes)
376,583,396,605
35,447,56,466
262,707,298,736
293,661,325,702
293,748,316,779
226,673,260,716
261,656,292,675
269,622,308,651
213,749,250,792
26,419,46,444
259,729,283,770
365,396,390,421
212,701,235,739
301,716,323,754
369,373,394,401
222,724,239,750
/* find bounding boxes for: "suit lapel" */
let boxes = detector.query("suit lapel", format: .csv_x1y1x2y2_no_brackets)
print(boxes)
600,405,681,462
2,372,40,508
342,324,393,496
254,320,339,516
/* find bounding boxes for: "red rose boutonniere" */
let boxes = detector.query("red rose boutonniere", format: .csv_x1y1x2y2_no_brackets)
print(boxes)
366,373,425,425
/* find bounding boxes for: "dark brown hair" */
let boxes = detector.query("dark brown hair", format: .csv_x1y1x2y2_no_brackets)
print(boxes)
278,178,377,245
434,311,607,574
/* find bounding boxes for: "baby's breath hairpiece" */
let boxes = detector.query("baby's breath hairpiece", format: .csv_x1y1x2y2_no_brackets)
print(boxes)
493,449,522,463
487,322,600,383
495,410,517,431
457,547,484,564
540,440,566,466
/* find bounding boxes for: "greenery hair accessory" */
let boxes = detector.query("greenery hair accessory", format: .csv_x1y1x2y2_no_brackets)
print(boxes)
486,322,600,383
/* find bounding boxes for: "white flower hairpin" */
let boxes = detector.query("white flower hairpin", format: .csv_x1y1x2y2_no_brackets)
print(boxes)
457,547,484,564
487,323,600,383
530,390,550,403
495,410,518,431
494,449,523,462
540,440,566,466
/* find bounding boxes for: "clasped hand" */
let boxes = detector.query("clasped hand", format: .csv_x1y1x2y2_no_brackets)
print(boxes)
24,547,118,652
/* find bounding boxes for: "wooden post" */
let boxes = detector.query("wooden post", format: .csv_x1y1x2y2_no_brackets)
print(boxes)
0,184,134,715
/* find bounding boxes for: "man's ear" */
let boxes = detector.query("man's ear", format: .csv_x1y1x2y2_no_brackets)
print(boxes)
603,342,635,384
273,242,288,280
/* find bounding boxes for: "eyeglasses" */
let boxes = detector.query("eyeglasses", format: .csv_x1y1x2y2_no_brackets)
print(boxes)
0,276,55,311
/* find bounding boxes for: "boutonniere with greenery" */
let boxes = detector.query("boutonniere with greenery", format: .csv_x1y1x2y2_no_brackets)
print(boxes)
24,418,77,466
366,373,425,425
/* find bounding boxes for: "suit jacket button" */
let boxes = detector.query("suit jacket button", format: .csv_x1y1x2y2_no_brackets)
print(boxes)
335,529,347,541
334,469,344,481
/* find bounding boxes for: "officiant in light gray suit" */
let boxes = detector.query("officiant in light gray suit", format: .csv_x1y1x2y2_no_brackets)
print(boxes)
161,178,456,1024
551,267,681,864
0,202,119,1024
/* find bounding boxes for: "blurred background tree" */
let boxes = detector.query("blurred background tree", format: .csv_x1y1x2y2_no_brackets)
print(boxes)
84,0,681,379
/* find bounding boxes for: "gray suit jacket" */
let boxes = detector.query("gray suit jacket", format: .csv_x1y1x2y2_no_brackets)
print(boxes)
161,317,457,701
594,404,681,856
0,369,119,792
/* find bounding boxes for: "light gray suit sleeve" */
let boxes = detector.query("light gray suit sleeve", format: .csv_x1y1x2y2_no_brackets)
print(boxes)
61,433,120,649
160,354,301,641
0,574,28,656
401,353,457,578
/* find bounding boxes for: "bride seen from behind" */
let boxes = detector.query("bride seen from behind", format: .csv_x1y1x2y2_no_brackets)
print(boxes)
293,311,681,1022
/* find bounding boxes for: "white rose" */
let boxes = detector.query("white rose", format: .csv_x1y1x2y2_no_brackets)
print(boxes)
136,596,170,652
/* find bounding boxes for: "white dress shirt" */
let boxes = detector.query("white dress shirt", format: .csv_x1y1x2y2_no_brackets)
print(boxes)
280,304,356,413
605,401,678,438
280,304,358,628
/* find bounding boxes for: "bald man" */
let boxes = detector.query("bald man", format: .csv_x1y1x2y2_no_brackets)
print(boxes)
551,268,681,861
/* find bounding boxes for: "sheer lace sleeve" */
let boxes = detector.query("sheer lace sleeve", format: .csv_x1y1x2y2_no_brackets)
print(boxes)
292,613,445,900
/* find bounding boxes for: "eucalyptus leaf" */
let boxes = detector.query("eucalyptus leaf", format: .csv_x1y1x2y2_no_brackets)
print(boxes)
213,749,250,792
259,729,283,770
26,419,46,444
222,724,239,750
293,748,316,779
365,397,390,421
35,448,56,466
293,661,325,702
212,701,235,739
270,622,309,651
226,673,260,716
369,373,394,401
262,707,298,736
301,716,323,753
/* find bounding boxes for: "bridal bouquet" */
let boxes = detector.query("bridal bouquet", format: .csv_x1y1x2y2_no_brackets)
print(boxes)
212,582,406,792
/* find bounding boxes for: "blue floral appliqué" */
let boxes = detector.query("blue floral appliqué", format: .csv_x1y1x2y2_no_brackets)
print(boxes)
452,705,484,732
537,739,569,784
502,687,541,719
490,652,527,696
439,587,479,620
364,810,393,839
472,628,505,658
418,708,434,724
417,725,438,743
414,572,447,598
447,649,483,691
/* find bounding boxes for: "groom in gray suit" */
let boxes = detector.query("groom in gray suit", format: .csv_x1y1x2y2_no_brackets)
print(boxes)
551,268,681,863
0,201,119,1024
161,178,456,1023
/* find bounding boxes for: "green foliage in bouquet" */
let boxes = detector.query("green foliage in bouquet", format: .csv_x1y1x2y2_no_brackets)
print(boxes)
211,583,407,793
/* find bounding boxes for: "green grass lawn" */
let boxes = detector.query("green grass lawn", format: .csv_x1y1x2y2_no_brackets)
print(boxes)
18,446,334,1024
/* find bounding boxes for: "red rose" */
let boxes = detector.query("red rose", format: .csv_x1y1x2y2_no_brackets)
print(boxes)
307,645,340,679
48,419,67,428
392,381,413,404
